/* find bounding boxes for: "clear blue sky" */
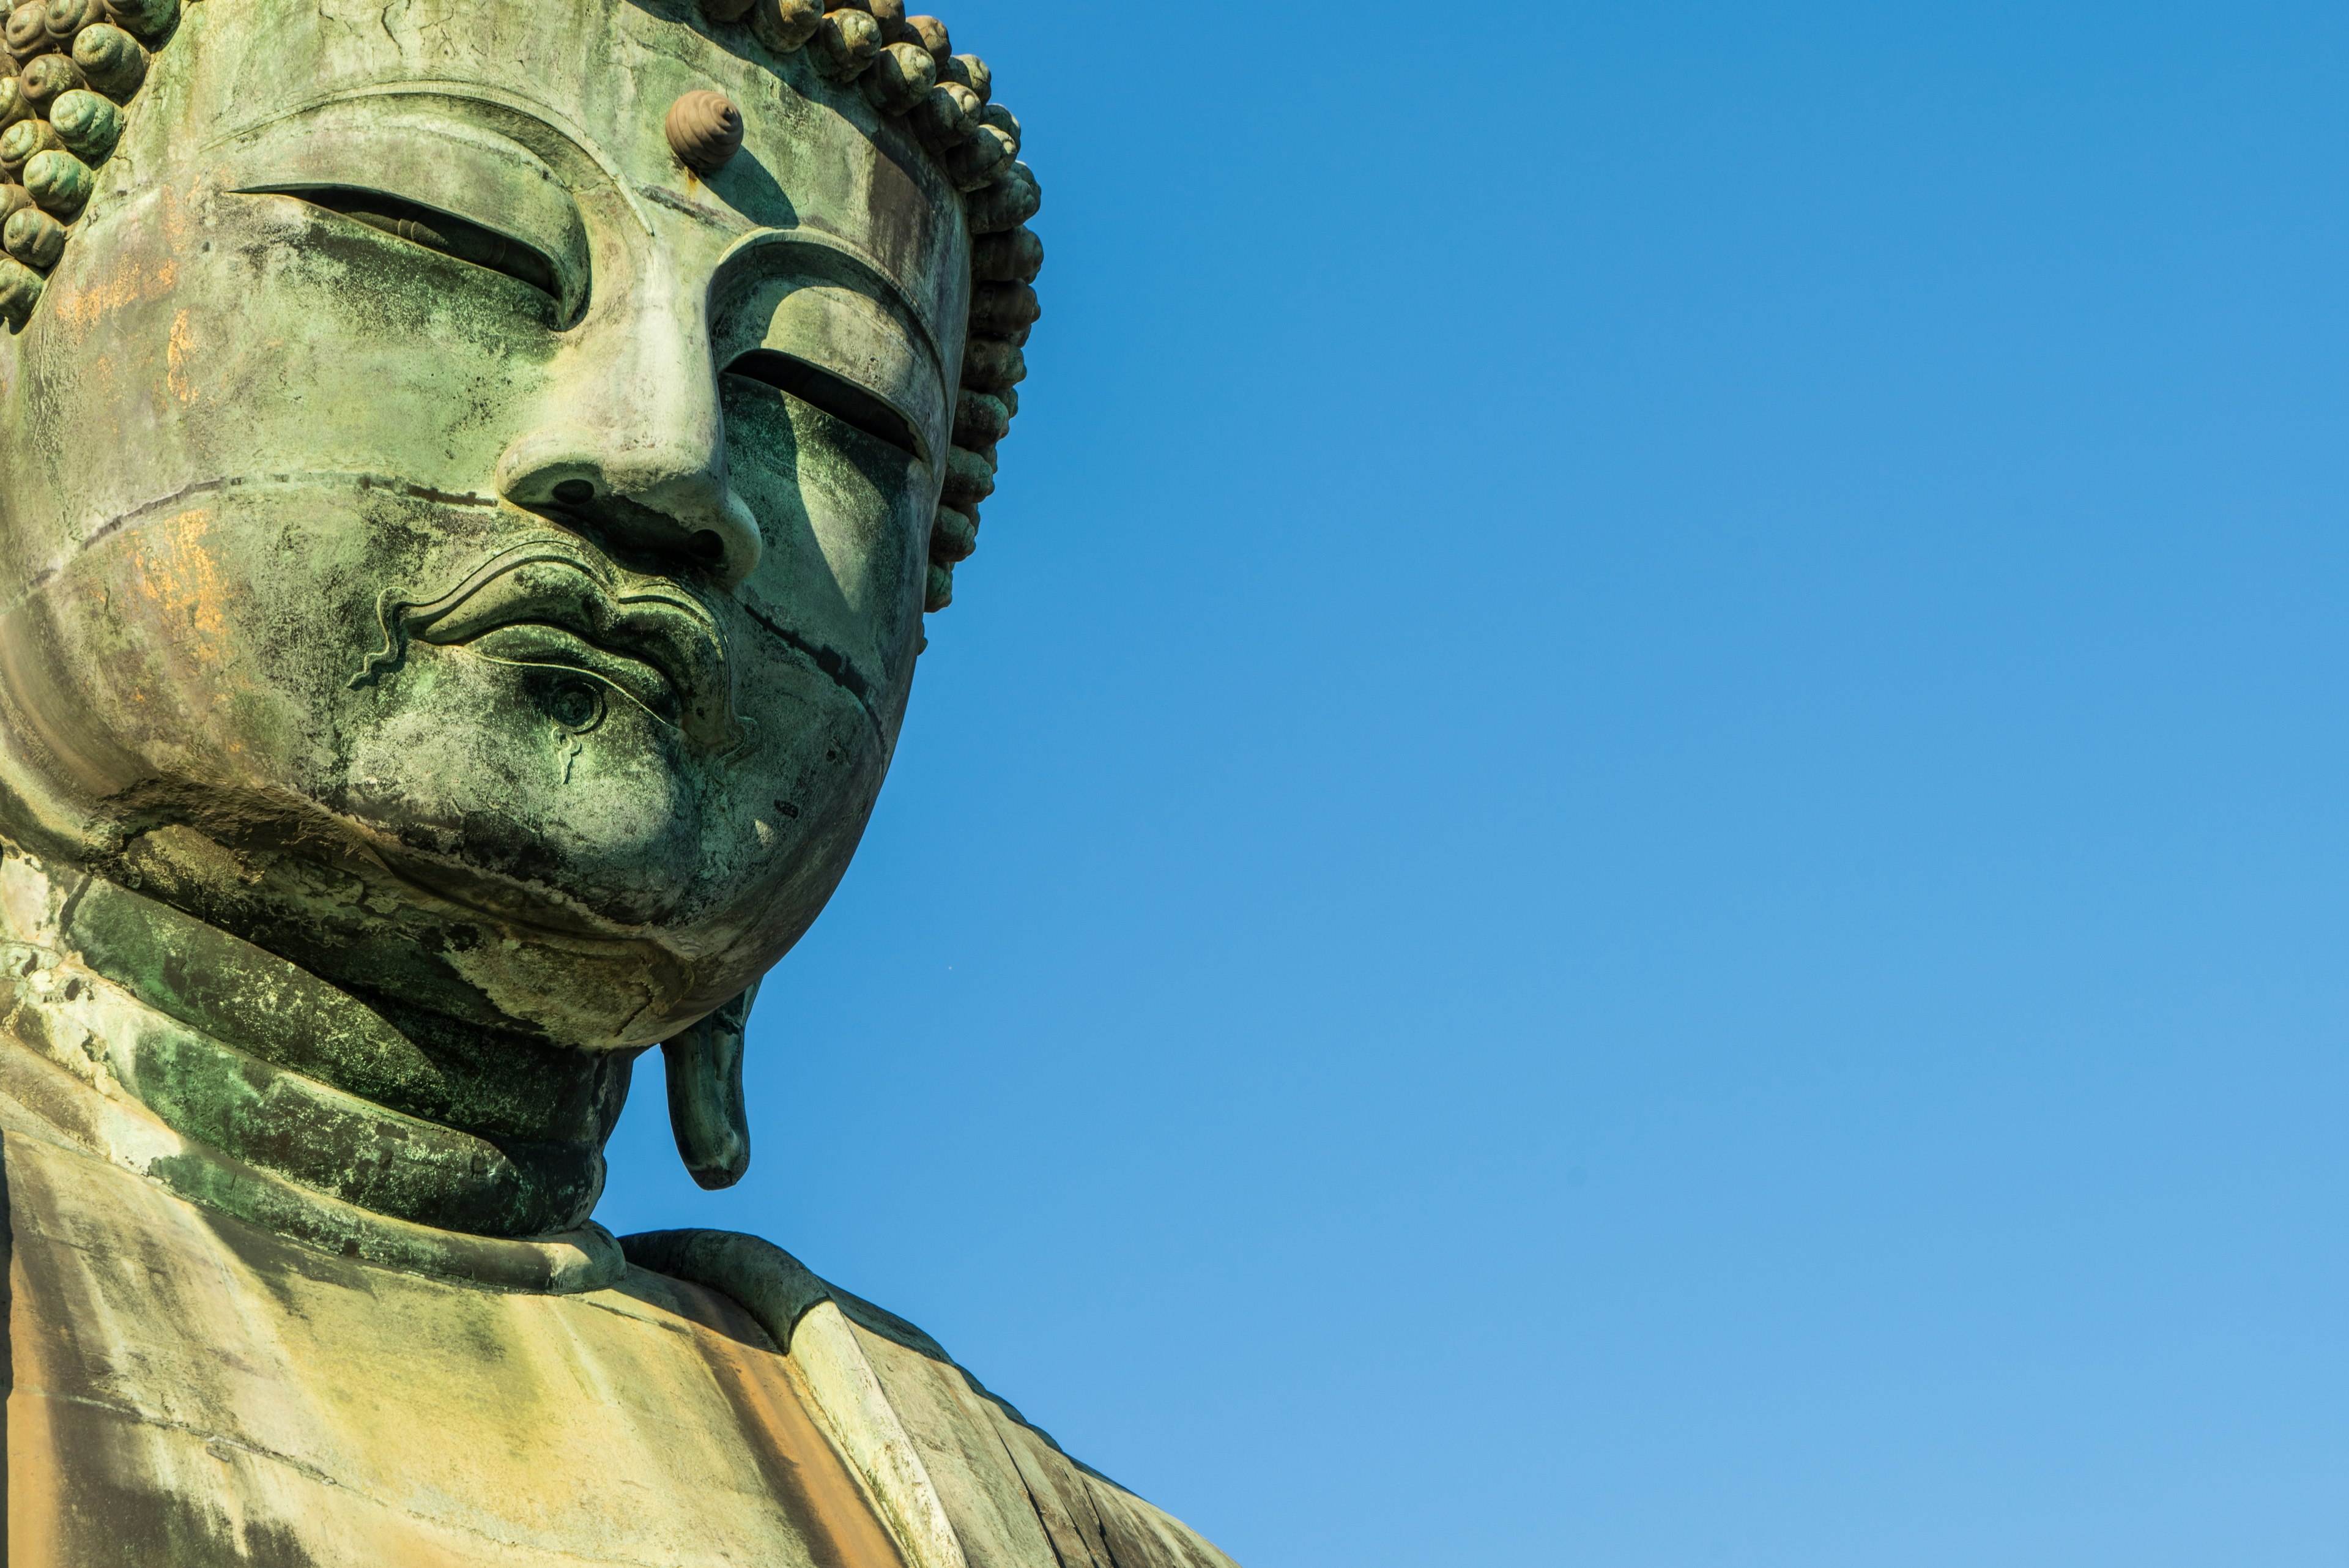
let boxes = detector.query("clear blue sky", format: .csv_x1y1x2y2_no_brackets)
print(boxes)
598,5,2349,1563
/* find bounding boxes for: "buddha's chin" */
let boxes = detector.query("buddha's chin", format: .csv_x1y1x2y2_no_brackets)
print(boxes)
360,849,790,1050
146,814,787,1052
54,749,796,1050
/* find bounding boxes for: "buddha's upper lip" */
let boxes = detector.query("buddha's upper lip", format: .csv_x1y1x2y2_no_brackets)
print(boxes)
393,542,737,746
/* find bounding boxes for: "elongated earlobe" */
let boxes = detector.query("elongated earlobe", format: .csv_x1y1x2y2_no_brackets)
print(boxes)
661,980,760,1189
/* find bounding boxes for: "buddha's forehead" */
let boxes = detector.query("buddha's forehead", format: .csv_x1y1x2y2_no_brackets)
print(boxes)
166,0,967,341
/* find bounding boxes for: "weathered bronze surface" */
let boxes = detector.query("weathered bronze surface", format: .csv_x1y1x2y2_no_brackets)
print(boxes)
0,0,1223,1562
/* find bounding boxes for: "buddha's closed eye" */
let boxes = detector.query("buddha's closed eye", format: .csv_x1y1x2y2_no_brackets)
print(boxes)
247,185,565,309
724,348,926,463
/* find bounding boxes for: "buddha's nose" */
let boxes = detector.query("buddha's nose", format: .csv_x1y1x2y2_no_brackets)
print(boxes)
494,294,763,592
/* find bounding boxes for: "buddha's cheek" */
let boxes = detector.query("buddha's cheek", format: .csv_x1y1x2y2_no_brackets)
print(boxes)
338,646,702,927
686,674,887,935
0,502,369,808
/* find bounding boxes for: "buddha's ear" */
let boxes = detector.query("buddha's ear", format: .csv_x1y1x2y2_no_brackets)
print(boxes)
659,979,760,1189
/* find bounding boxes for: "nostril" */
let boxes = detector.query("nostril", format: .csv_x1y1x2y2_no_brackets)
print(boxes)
552,479,596,506
689,530,725,563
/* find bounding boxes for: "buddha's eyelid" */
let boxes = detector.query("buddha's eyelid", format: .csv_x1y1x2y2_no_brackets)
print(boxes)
721,234,948,387
215,124,591,313
755,292,946,471
722,265,949,466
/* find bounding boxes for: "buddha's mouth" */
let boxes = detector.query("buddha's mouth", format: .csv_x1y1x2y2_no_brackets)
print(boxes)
352,540,738,746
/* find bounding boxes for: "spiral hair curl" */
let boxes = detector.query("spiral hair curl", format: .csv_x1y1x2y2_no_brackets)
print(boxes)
0,0,165,319
0,0,1040,615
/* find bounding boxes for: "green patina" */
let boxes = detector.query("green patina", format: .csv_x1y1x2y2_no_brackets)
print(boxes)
0,0,1041,1241
0,11,1264,1568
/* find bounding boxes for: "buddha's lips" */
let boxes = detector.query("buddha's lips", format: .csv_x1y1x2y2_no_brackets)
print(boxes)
395,545,737,746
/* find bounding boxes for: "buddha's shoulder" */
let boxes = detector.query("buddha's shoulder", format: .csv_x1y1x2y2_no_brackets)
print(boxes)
623,1228,1241,1568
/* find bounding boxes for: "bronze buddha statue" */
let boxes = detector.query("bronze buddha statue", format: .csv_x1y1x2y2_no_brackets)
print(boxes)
0,0,1229,1561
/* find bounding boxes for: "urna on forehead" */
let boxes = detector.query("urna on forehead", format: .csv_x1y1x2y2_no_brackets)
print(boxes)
0,0,1041,609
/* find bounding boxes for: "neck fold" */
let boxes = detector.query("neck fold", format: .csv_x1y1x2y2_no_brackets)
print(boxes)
0,851,633,1291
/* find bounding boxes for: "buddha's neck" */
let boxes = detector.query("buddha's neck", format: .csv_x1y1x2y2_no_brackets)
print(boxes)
0,849,631,1243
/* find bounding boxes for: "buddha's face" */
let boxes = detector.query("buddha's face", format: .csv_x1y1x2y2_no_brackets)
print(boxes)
0,0,967,1047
